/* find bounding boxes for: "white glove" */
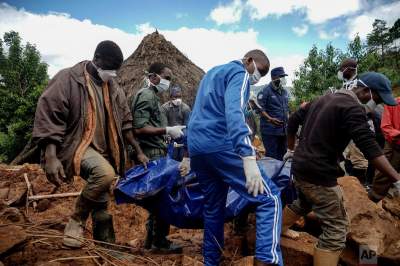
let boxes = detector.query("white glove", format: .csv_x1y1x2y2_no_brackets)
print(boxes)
179,157,191,177
166,125,186,139
243,156,265,197
283,149,294,161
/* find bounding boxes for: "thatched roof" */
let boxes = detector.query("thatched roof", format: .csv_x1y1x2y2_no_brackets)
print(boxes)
117,32,205,106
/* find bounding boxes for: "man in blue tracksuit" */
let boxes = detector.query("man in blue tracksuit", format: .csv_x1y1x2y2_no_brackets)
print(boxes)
188,50,283,266
257,67,290,160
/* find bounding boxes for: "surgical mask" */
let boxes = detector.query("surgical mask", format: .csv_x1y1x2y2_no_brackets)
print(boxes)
366,99,377,111
279,77,287,87
172,98,182,106
150,74,170,92
368,88,375,107
248,60,261,85
92,61,117,82
338,67,357,81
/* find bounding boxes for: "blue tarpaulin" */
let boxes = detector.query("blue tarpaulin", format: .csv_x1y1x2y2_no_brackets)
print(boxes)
114,156,294,229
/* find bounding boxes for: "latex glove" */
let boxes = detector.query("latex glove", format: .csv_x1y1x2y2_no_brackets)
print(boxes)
243,156,265,197
179,157,191,177
166,125,186,139
283,149,294,161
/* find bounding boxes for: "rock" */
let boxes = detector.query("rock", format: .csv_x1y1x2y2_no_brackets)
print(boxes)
0,225,28,256
281,232,316,266
36,199,51,212
338,176,400,264
0,187,9,199
0,207,25,223
5,182,27,206
383,196,400,219
182,255,203,266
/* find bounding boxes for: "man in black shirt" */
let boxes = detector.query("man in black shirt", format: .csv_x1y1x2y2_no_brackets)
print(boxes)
281,72,400,266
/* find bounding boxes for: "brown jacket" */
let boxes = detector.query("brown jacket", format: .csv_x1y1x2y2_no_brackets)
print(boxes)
33,61,132,179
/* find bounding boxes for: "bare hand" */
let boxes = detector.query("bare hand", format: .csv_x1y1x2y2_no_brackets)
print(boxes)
269,117,284,126
44,156,66,186
137,152,149,169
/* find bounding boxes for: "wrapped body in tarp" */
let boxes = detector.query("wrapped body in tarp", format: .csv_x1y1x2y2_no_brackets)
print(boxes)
114,156,293,229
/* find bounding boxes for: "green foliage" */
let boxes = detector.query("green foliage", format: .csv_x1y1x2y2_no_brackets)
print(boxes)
292,18,400,107
292,44,343,105
0,31,48,162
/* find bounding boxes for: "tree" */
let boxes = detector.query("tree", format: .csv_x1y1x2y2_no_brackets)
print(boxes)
367,19,390,62
0,31,48,162
292,44,342,105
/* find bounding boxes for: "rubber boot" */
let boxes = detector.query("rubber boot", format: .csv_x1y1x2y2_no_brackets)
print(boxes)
313,246,341,266
63,195,93,248
281,206,301,239
92,209,116,245
144,214,154,250
151,215,182,254
63,218,85,248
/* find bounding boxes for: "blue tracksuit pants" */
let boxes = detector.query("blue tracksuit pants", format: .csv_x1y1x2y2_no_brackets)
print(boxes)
191,150,282,266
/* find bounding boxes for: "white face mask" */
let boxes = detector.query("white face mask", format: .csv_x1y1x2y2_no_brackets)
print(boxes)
172,98,182,106
279,77,287,87
338,67,357,82
248,60,261,85
150,74,170,92
92,61,117,82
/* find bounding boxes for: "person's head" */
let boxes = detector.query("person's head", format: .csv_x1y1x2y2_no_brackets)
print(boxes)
91,40,124,82
270,67,288,88
351,72,397,106
338,58,357,81
147,62,172,93
242,50,270,85
170,86,182,105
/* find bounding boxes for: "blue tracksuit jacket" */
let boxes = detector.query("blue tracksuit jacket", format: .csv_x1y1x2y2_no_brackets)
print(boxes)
188,61,255,157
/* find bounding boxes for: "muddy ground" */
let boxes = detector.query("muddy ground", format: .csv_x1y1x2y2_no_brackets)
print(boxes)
0,164,399,266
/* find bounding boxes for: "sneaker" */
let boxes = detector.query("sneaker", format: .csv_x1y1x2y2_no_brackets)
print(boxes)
63,218,84,248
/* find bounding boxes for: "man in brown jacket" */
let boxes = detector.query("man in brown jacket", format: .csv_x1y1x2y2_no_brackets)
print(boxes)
33,40,149,248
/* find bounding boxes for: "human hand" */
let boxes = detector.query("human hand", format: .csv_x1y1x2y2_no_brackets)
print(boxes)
269,118,284,126
283,149,294,161
242,156,265,197
179,157,190,177
137,152,149,169
44,156,65,186
166,125,186,139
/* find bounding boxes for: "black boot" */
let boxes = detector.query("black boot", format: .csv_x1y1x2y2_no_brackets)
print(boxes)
91,202,115,246
144,214,154,250
151,215,182,254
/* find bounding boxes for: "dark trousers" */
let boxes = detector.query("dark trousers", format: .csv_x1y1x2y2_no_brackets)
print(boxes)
262,134,287,160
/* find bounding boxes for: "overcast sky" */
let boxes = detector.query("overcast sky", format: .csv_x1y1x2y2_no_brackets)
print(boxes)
1,0,399,85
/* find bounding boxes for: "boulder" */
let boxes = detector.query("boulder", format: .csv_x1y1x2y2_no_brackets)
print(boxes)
383,196,400,219
281,232,316,266
338,176,400,264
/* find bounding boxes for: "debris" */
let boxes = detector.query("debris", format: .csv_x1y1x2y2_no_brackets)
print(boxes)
0,225,28,256
28,192,81,201
0,207,25,223
182,255,203,266
36,199,51,212
233,256,253,266
383,196,400,219
5,182,27,206
281,232,315,266
338,176,400,264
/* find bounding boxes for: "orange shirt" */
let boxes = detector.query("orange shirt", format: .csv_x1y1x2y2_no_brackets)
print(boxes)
381,97,400,145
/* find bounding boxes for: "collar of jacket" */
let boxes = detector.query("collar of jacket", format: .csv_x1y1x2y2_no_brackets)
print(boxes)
335,89,362,105
70,60,119,100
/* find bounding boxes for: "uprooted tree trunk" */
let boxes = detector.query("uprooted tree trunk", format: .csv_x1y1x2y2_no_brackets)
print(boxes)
10,139,40,166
